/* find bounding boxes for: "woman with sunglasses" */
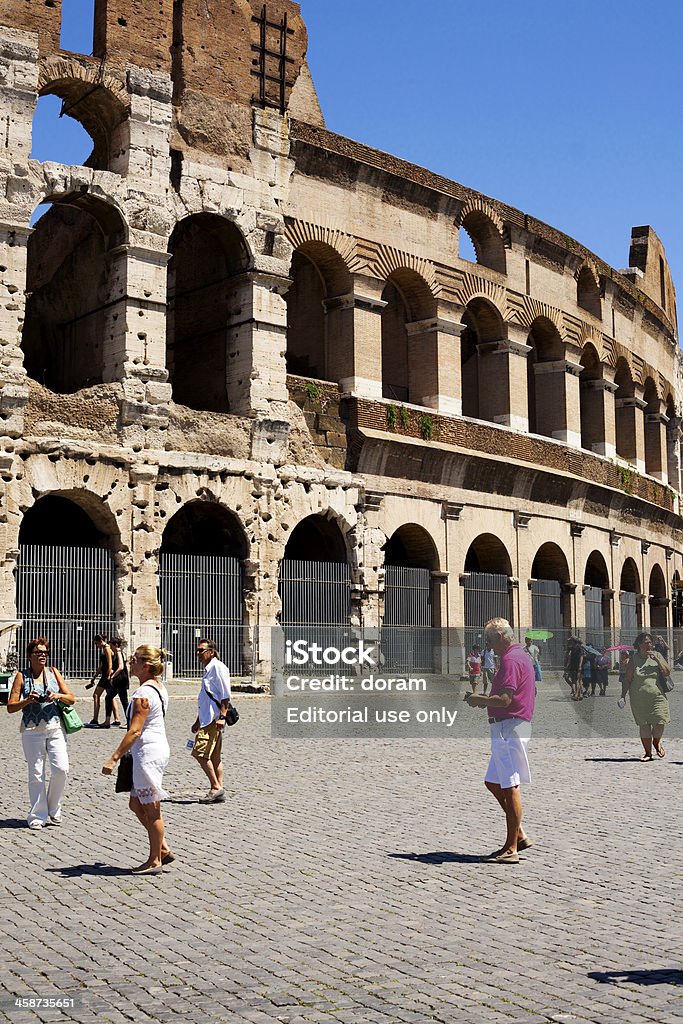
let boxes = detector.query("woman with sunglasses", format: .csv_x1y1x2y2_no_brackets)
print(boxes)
7,636,75,829
102,645,173,874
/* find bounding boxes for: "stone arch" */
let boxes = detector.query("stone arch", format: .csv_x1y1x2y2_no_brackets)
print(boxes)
579,342,604,452
383,523,440,651
19,491,117,548
286,240,353,382
381,268,437,404
672,569,683,629
526,316,565,437
577,263,601,319
38,56,129,171
167,213,250,413
465,534,512,576
619,556,642,633
22,193,127,394
530,541,572,636
279,513,351,628
614,356,638,463
648,563,668,629
460,297,505,420
584,550,609,589
160,499,248,558
584,549,611,636
457,199,506,274
463,534,513,634
643,375,665,478
384,524,439,570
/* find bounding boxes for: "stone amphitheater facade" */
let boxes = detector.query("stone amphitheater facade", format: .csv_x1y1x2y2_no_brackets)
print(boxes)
0,0,681,672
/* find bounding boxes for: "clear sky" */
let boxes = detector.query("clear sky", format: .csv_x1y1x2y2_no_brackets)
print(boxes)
35,0,683,323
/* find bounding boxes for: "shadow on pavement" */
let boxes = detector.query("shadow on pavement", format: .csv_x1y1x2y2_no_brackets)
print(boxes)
0,818,28,829
388,851,483,865
589,969,683,986
584,757,641,763
45,863,132,877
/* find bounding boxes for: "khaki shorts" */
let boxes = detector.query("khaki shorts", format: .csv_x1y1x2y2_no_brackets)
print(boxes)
191,721,223,766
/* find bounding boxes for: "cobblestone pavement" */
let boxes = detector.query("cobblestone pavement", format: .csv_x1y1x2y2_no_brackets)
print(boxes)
0,678,681,1024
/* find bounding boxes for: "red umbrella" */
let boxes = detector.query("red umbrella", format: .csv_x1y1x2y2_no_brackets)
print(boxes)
603,644,632,653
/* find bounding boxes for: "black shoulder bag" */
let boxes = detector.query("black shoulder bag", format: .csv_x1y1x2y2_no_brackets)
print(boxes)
206,685,239,726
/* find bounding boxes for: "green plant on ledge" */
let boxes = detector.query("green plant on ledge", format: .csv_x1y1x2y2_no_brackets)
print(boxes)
386,404,397,429
617,464,634,495
304,381,320,403
399,406,410,429
418,414,434,441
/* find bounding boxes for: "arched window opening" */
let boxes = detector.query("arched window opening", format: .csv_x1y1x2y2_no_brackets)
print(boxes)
577,266,601,319
22,195,125,394
530,543,571,662
159,502,247,675
643,377,664,478
60,0,95,54
30,95,95,166
167,214,249,414
614,358,637,463
280,515,351,634
584,551,611,645
17,495,116,676
286,242,352,385
619,558,642,640
648,564,668,630
460,298,504,422
380,270,436,406
672,571,683,629
526,318,564,438
459,212,506,274
463,535,513,651
579,343,603,452
384,524,439,669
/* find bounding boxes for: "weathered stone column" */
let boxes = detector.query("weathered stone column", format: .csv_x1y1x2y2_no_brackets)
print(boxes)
666,416,682,493
226,270,290,416
103,244,171,380
109,68,172,185
325,275,385,399
616,385,646,472
477,332,531,430
405,314,464,415
126,463,163,646
0,222,30,438
0,29,37,175
580,371,618,457
534,357,583,446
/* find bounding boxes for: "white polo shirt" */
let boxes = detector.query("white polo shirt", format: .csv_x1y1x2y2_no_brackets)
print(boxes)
198,657,232,728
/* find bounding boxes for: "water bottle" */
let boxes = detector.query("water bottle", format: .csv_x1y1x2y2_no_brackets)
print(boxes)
617,698,626,709
186,738,195,751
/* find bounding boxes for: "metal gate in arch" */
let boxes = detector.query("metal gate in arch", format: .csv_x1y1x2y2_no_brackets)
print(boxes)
531,578,564,666
383,565,434,672
159,553,244,676
463,572,510,651
16,544,116,678
279,559,351,661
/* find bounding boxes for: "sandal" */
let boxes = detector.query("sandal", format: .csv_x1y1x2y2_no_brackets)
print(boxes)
653,743,665,758
640,752,653,761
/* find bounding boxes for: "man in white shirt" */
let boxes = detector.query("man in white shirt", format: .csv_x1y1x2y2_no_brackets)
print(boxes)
192,639,232,803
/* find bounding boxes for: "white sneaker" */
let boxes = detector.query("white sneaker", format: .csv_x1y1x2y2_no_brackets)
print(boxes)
47,816,62,827
28,821,44,830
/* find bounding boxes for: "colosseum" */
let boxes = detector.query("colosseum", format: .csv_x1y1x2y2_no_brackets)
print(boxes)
0,0,681,677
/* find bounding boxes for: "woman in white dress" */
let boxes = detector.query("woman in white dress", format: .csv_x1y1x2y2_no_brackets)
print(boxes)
102,644,174,875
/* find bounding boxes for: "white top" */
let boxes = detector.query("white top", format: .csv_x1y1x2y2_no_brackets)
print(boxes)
525,643,540,663
198,657,232,727
129,682,169,762
483,649,496,672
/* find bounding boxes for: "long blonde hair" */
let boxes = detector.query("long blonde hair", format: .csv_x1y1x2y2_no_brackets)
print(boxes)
133,644,166,678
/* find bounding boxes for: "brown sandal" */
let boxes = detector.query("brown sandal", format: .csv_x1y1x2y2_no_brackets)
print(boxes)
653,743,665,758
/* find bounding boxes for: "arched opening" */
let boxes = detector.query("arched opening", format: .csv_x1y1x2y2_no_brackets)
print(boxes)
30,95,95,167
672,570,683,629
61,0,95,54
383,524,439,671
458,211,506,274
280,516,351,643
648,564,668,630
17,495,116,676
167,214,249,413
579,343,603,451
577,265,601,319
643,377,664,478
286,243,352,383
22,195,126,393
159,501,248,675
526,317,565,437
463,534,513,650
530,543,571,665
460,298,504,421
614,358,637,463
584,550,611,646
381,270,436,405
619,557,641,640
